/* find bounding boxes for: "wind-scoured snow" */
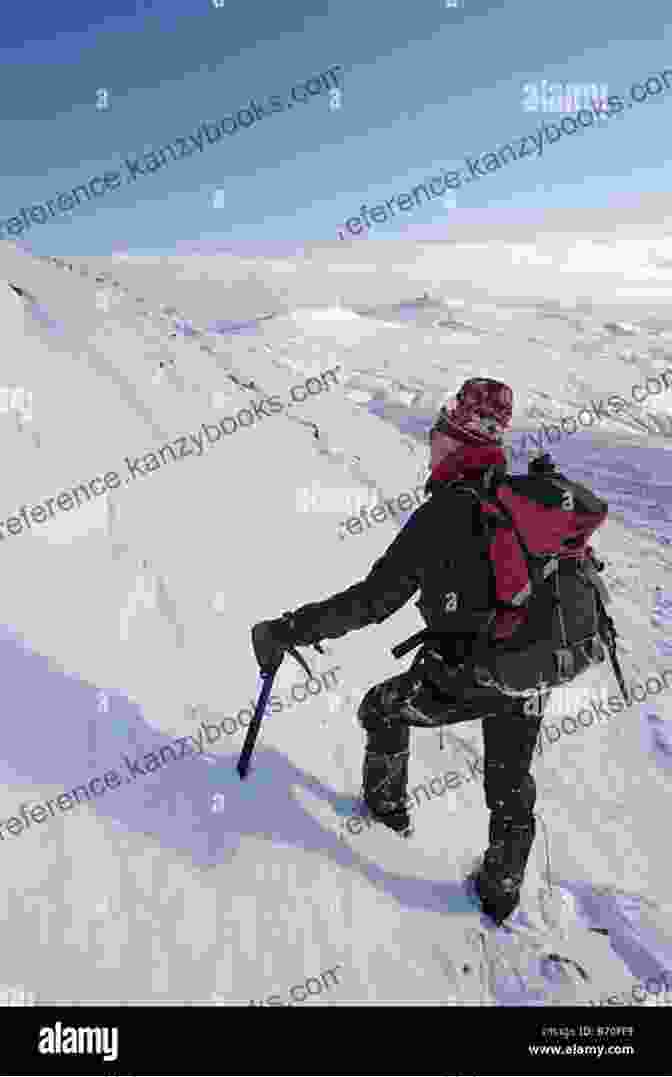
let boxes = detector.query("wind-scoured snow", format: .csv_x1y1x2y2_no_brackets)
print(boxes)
1,217,672,1006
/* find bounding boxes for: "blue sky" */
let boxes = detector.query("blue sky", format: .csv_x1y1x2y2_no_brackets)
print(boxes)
1,0,670,255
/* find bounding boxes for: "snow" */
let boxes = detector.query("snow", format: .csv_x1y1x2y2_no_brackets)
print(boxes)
0,223,672,1008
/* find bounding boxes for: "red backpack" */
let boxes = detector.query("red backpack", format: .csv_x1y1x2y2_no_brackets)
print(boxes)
397,458,615,708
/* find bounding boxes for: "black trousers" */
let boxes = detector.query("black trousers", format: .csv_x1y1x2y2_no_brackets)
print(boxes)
357,648,544,843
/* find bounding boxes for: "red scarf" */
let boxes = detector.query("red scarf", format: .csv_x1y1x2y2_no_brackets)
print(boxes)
430,442,507,484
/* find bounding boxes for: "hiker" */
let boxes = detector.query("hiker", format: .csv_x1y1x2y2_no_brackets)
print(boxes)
251,378,611,924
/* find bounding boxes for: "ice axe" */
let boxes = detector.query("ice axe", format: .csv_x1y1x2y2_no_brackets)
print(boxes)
237,634,325,779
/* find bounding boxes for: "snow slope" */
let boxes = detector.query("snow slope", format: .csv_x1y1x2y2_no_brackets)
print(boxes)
0,221,671,1010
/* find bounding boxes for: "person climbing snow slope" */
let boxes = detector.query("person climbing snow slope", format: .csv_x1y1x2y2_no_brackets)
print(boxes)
252,378,612,925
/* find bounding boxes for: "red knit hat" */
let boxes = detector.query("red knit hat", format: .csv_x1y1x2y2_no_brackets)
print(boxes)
427,378,513,487
431,378,513,447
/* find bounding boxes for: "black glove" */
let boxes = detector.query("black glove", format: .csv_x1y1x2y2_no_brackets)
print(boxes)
252,612,326,677
251,615,295,675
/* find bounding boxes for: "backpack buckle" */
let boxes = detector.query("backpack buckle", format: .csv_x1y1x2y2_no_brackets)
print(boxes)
553,648,575,681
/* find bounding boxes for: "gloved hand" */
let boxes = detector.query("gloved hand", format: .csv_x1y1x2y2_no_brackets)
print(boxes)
252,612,326,677
251,614,296,676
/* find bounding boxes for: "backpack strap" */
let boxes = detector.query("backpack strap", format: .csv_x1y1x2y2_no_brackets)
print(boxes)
440,477,505,676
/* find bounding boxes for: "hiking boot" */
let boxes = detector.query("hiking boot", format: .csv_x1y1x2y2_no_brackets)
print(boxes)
475,859,524,925
476,820,535,925
363,801,413,836
362,749,412,836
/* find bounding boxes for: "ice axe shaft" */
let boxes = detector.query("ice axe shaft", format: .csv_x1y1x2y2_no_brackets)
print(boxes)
238,644,324,779
237,669,277,779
